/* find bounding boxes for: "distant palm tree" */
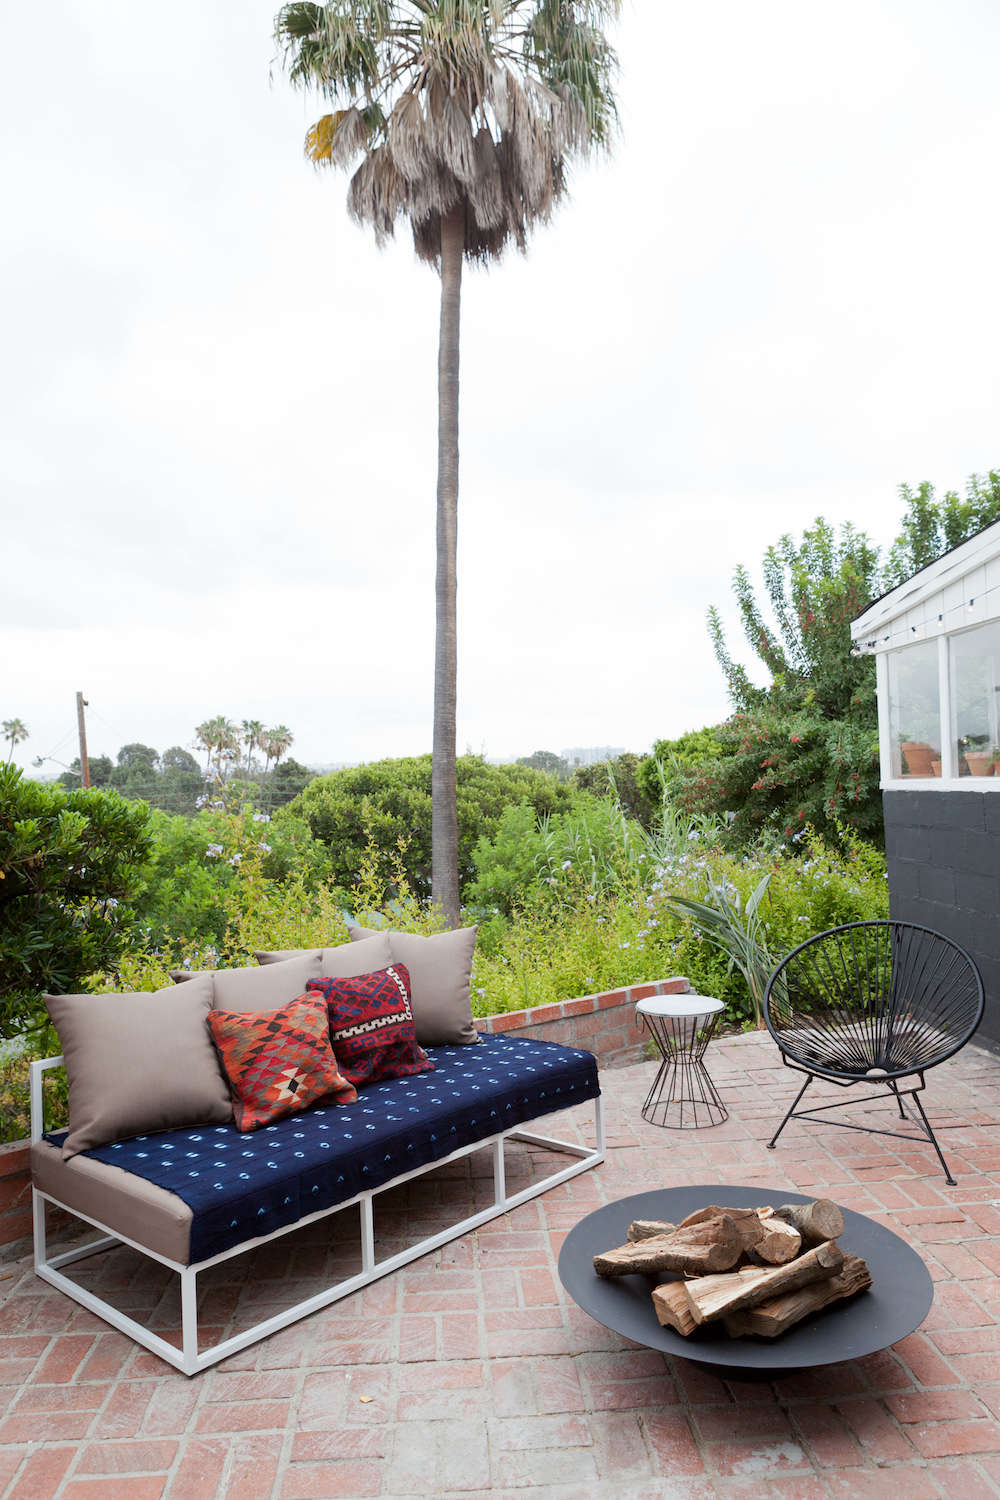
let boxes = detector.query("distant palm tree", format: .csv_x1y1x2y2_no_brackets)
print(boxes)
195,717,220,771
241,719,265,778
2,718,28,765
263,725,294,809
195,716,240,779
275,0,619,925
265,725,294,771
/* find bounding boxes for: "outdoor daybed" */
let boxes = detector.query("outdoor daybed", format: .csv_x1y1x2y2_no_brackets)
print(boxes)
30,930,603,1376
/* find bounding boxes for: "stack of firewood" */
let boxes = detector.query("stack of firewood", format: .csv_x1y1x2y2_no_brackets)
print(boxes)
593,1199,871,1339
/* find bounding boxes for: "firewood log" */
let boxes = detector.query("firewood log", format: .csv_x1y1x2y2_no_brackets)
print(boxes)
722,1253,872,1338
593,1215,743,1278
679,1205,765,1254
651,1281,698,1336
771,1199,845,1245
752,1210,802,1264
627,1219,677,1243
682,1240,844,1325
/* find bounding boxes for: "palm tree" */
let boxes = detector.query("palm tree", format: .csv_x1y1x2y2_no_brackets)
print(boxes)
194,716,240,779
195,717,221,771
263,726,294,809
241,719,265,778
2,718,28,765
265,725,294,771
275,0,619,925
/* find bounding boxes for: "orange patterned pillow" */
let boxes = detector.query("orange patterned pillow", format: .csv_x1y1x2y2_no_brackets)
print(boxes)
208,993,357,1131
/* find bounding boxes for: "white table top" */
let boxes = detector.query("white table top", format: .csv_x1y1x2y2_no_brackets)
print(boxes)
635,994,725,1019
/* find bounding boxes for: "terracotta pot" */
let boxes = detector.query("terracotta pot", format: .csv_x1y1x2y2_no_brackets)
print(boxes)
930,759,942,777
901,741,936,777
965,751,994,777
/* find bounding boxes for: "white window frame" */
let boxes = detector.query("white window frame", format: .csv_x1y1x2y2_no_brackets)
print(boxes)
878,620,1000,791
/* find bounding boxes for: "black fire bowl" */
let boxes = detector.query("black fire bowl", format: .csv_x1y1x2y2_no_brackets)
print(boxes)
558,1184,933,1383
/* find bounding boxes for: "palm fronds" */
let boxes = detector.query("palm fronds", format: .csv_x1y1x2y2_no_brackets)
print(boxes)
274,0,621,265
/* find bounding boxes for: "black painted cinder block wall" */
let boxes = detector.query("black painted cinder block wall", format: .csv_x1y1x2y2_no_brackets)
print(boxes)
883,790,1000,1051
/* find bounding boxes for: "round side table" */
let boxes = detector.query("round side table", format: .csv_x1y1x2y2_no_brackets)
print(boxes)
636,994,727,1129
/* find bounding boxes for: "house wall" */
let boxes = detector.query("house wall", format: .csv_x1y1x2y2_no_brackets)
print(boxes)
883,789,1000,1050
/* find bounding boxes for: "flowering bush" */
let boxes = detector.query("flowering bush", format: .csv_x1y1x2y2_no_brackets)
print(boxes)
469,824,887,1022
134,797,333,948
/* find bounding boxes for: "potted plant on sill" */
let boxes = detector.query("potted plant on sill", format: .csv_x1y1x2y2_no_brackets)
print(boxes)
900,738,936,777
961,734,993,776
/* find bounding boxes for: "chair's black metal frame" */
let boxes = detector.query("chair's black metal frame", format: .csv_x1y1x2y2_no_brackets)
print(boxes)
763,921,985,1186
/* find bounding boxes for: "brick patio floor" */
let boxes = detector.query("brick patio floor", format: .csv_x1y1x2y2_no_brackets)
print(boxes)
2,1031,1000,1498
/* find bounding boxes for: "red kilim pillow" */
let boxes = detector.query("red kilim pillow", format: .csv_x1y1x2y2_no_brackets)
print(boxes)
208,993,357,1131
307,964,434,1089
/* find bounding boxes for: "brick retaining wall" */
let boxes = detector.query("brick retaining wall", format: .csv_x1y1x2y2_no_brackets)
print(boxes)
476,975,691,1068
0,977,688,1261
0,1140,32,1263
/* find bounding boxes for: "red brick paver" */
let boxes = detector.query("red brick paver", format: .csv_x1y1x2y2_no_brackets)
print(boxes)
0,1032,999,1496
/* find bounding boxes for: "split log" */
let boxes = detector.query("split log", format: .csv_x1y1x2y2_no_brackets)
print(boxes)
683,1240,845,1325
593,1215,743,1278
752,1210,802,1264
723,1253,872,1338
651,1281,698,1336
627,1219,677,1243
679,1205,765,1254
771,1199,845,1246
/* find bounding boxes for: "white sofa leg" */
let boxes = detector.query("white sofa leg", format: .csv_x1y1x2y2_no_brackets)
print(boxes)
594,1093,606,1155
180,1268,199,1375
360,1196,375,1275
32,1188,46,1271
493,1136,507,1208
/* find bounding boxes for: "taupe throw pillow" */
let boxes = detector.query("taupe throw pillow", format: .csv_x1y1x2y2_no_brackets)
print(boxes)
252,948,324,967
45,976,233,1160
348,925,480,1046
210,954,325,1013
253,933,393,981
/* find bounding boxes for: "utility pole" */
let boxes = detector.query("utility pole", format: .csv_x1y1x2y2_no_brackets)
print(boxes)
76,691,91,788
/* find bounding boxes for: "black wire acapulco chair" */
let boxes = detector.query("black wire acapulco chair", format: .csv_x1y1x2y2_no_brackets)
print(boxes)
763,921,985,1186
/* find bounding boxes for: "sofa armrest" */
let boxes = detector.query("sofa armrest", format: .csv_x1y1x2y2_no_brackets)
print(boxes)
29,1056,64,1143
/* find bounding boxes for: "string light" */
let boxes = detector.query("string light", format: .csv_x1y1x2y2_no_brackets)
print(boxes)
853,581,1000,653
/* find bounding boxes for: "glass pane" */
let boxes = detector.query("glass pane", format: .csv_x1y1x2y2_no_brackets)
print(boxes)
887,641,941,778
951,621,1000,777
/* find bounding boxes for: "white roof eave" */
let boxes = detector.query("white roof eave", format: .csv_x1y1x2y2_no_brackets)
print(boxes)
851,520,1000,644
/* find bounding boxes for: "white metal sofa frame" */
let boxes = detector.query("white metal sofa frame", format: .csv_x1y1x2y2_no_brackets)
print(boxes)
30,1054,604,1376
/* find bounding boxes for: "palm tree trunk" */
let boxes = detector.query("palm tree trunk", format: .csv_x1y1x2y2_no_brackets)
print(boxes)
431,206,464,928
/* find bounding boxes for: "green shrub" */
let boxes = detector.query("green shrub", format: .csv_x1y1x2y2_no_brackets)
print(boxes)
467,797,649,916
134,802,333,948
292,754,574,899
570,753,659,827
0,1028,67,1143
469,825,888,1024
0,766,153,1037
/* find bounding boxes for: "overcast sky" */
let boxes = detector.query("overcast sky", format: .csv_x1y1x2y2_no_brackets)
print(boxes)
3,0,999,776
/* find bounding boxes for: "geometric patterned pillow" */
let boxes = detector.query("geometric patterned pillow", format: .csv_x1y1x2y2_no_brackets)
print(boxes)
207,993,357,1131
306,964,435,1090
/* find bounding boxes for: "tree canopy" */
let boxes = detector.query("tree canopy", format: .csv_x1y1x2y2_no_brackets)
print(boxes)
291,753,574,899
0,767,153,1036
275,0,620,265
663,471,1000,848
